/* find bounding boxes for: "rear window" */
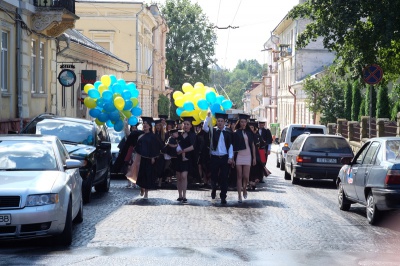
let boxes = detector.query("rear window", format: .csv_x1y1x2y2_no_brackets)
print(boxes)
303,137,352,153
290,127,325,142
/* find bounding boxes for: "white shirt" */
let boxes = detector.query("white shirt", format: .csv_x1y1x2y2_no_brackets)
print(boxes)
203,116,233,159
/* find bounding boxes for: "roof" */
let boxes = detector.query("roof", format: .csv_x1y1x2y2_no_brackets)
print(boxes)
63,29,129,66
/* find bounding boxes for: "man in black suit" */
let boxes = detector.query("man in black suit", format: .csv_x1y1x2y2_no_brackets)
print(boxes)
203,112,234,204
257,120,273,182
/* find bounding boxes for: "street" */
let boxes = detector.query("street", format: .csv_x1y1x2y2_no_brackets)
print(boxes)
1,151,400,265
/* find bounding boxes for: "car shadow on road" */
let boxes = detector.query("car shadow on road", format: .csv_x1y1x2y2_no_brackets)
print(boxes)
295,179,337,189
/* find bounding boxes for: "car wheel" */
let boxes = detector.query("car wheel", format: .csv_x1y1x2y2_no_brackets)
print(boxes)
82,173,93,204
338,182,351,211
95,165,111,192
276,156,280,168
284,168,291,180
291,168,299,184
366,191,380,225
279,157,285,171
73,197,83,224
55,199,72,246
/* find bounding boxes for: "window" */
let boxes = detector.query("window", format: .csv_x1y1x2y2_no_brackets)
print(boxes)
291,134,306,151
39,42,45,93
31,39,46,94
362,142,380,165
1,31,8,92
31,40,36,92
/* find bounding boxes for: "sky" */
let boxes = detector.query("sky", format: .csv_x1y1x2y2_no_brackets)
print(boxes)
156,0,300,70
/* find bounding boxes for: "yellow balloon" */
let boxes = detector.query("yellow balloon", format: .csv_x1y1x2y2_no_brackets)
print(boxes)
212,117,217,126
84,84,94,94
131,97,139,107
175,97,184,107
192,119,201,126
183,92,194,102
199,110,208,120
122,110,132,118
194,82,204,90
181,111,190,117
98,84,108,95
114,96,125,111
182,83,194,93
192,111,200,121
84,97,97,109
101,75,111,87
173,91,184,100
95,118,105,125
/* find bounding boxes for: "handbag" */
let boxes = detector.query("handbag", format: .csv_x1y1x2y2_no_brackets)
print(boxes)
258,149,267,163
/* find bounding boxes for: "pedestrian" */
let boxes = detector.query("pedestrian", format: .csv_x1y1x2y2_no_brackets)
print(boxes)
227,117,238,190
163,119,177,184
154,118,166,188
127,117,161,199
249,121,265,190
173,116,196,203
195,122,211,188
233,114,256,203
203,112,234,204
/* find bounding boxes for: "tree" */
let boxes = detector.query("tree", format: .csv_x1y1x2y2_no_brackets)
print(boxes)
161,0,217,93
288,0,400,81
158,94,170,117
319,70,345,124
344,81,353,120
302,76,323,122
389,83,400,120
376,85,391,118
351,80,362,121
359,99,366,121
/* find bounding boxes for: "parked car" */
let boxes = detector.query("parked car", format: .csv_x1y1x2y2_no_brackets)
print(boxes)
0,135,83,245
107,127,126,175
337,137,400,225
21,113,112,203
276,124,327,171
285,133,353,184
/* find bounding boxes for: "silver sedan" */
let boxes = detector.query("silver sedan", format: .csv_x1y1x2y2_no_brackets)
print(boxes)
0,135,83,245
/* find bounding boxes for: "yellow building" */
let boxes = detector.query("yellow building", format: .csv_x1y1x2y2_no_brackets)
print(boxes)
75,1,168,117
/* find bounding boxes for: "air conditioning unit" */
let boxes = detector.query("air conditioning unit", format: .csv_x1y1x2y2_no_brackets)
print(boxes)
262,97,270,107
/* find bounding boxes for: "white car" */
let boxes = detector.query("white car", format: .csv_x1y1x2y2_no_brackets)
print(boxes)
0,135,83,245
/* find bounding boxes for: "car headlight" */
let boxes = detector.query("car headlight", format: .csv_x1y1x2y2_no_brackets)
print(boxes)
26,194,59,206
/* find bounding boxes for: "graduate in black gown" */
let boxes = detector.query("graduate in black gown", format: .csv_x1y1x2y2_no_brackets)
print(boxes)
132,117,162,199
154,118,166,188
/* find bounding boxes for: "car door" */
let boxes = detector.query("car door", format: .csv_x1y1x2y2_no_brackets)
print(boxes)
286,134,307,172
354,141,380,202
345,142,371,199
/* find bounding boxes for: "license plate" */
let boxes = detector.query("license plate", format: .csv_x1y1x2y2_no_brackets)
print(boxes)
317,158,336,163
0,214,11,225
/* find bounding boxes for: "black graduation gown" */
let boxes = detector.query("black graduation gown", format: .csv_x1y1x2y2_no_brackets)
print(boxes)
171,130,196,173
112,130,144,173
154,131,166,178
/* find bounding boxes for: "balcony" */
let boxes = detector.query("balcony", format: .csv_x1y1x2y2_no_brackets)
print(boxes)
279,44,292,58
32,0,79,37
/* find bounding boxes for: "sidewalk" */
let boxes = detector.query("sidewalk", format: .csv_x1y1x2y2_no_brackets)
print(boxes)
271,143,279,153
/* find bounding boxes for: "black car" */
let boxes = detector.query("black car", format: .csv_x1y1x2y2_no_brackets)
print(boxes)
284,133,353,184
21,113,112,203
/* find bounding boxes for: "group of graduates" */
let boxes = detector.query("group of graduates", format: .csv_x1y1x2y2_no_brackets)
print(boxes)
113,112,273,204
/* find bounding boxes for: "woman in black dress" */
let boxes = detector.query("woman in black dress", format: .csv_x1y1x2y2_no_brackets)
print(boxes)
132,117,161,199
154,118,166,187
172,116,196,203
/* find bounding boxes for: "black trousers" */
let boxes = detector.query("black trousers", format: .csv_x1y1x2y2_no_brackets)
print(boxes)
210,154,230,200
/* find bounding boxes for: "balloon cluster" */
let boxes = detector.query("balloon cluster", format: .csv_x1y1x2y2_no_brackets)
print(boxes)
173,82,233,125
83,75,142,132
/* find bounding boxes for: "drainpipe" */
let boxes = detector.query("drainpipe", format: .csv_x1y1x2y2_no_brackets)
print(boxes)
55,35,71,115
135,4,144,85
16,5,22,129
288,85,296,124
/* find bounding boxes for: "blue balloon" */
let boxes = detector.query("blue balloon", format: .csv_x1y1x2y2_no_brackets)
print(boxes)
123,100,133,110
89,108,101,118
206,91,217,104
102,90,113,101
131,88,139,98
131,107,142,116
216,95,225,104
221,99,233,110
104,102,116,112
211,103,221,113
94,81,102,89
109,110,120,121
128,116,138,126
122,90,132,100
126,82,137,91
88,89,100,99
114,120,124,132
109,75,117,86
183,101,195,111
176,107,184,116
112,83,123,94
197,99,209,110
117,79,126,87
98,112,109,122
96,98,105,108
106,120,114,127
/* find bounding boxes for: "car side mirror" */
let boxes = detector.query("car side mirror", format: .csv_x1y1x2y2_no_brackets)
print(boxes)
340,157,353,165
64,159,83,169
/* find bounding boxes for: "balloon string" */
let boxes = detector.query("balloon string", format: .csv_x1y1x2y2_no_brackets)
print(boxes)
208,109,214,152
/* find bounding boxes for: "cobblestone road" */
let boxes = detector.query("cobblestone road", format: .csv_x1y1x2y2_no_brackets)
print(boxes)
1,152,400,265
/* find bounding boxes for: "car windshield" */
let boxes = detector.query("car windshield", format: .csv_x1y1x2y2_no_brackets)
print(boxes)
0,140,58,170
303,137,352,153
33,120,95,145
290,127,325,142
107,128,125,144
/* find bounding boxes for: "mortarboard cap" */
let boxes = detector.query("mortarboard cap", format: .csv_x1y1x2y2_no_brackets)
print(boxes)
249,118,256,123
228,118,238,123
248,121,258,127
257,119,267,124
180,116,195,123
176,119,182,125
154,118,162,124
166,119,176,126
169,128,179,134
238,113,250,121
141,116,154,125
215,112,228,121
159,114,168,120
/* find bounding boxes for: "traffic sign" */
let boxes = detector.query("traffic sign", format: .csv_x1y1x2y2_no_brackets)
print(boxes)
363,64,383,85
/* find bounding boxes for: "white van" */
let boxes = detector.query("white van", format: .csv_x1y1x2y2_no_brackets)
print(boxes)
276,124,327,171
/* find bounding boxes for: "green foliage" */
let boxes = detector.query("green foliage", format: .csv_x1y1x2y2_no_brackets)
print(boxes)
161,0,217,90
288,0,400,82
391,102,400,121
344,81,352,120
364,86,376,117
158,94,170,117
376,85,391,118
351,80,362,121
359,99,366,121
303,76,323,122
389,83,400,120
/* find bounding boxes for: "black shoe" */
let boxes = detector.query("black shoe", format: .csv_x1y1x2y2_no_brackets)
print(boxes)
211,189,216,199
259,180,265,183
221,199,227,204
177,197,183,201
182,198,188,203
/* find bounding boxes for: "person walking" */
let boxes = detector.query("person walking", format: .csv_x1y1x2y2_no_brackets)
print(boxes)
202,112,234,204
257,119,273,183
173,116,196,203
154,118,166,188
233,114,256,203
